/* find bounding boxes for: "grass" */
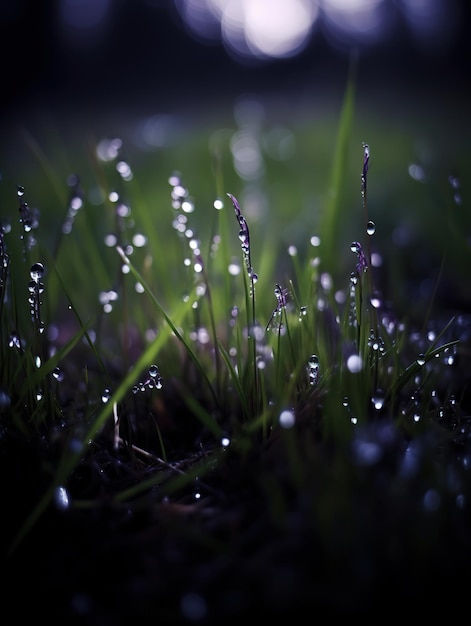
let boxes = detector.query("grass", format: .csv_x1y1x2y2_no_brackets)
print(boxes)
1,68,471,620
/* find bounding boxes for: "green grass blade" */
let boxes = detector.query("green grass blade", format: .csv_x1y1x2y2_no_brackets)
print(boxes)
318,53,357,271
116,245,220,408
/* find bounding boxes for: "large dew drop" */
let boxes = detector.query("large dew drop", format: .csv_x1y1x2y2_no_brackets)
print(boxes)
30,262,44,282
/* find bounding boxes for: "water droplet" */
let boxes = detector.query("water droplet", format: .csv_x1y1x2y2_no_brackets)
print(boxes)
307,354,320,385
371,390,385,410
149,365,159,378
370,292,382,308
350,272,359,285
54,486,71,510
279,409,295,429
366,220,376,236
417,354,426,366
102,388,111,403
30,262,44,282
9,331,21,349
228,261,241,276
347,354,363,373
52,366,64,381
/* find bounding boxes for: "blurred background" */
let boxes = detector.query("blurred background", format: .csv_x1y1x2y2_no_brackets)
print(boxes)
1,0,469,122
0,0,470,319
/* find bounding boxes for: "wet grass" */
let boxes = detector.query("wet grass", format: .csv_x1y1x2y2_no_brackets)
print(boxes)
1,71,471,621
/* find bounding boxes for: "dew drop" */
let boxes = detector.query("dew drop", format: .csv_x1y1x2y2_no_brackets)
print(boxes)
350,272,359,285
52,366,64,381
104,233,118,248
228,261,241,276
370,292,382,308
101,388,111,403
54,486,71,510
366,220,376,236
371,390,385,411
30,262,44,282
417,354,426,366
279,409,295,429
8,331,21,349
347,354,363,373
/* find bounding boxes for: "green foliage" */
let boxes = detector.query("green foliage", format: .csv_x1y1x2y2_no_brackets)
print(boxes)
1,69,470,564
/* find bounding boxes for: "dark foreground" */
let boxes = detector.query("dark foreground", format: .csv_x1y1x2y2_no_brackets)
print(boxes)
3,399,471,624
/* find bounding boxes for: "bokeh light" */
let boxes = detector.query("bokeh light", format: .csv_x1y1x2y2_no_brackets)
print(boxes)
172,0,461,62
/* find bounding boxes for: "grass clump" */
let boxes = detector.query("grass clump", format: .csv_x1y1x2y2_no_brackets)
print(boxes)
1,77,471,620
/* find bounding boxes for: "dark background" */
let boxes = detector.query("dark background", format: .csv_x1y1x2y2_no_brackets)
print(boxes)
1,0,469,121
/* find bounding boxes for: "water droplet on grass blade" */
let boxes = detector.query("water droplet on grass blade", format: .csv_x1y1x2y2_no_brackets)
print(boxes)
30,262,44,282
149,366,159,378
52,367,64,381
366,220,376,235
417,354,426,366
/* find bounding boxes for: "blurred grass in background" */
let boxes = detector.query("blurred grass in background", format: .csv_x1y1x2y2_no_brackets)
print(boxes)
1,73,469,330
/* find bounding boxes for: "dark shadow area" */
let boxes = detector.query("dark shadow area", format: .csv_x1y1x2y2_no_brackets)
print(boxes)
1,0,469,123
